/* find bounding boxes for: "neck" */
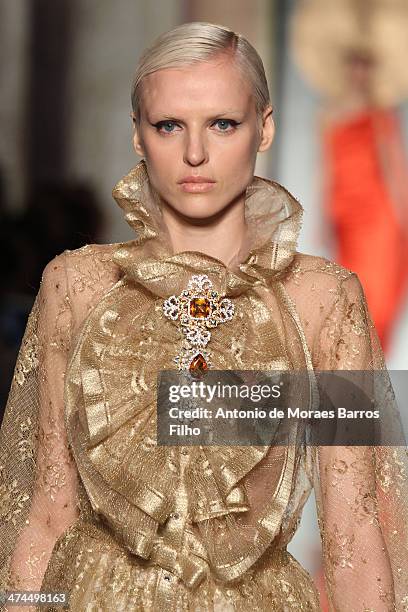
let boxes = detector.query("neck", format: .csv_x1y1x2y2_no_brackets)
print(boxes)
160,195,248,268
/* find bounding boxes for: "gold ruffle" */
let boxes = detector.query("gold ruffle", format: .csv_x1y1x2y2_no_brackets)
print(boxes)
64,160,316,588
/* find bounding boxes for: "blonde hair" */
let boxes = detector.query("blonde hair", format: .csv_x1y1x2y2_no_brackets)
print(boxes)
131,21,271,128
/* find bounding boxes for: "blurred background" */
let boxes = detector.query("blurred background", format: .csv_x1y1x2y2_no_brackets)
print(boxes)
1,0,408,607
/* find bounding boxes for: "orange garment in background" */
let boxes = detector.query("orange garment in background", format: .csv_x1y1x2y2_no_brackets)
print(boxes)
322,108,408,352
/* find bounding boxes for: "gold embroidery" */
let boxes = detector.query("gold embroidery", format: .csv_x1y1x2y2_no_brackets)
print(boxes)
327,524,355,569
14,331,39,386
0,467,30,526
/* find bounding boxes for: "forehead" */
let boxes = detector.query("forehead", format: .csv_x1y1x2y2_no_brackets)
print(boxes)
140,56,254,117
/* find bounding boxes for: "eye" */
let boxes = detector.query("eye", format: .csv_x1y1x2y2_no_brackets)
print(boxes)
153,120,180,134
212,119,240,132
152,118,241,135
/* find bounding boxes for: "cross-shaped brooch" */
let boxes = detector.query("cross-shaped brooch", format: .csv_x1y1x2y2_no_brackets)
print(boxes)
162,274,235,376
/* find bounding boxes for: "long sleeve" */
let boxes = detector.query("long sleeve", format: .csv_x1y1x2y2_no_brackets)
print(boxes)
0,252,79,610
311,272,408,611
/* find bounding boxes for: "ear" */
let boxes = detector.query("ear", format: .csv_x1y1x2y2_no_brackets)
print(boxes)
257,105,275,153
131,112,145,157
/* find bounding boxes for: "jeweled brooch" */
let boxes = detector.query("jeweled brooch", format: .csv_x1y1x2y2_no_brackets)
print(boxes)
162,274,234,376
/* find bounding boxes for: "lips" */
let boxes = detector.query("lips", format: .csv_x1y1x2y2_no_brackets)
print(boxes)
178,177,216,193
178,176,216,184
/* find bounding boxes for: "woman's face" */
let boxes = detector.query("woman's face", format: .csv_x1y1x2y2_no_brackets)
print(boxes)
133,54,274,220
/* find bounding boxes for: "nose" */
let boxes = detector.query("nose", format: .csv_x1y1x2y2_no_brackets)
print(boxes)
183,129,209,166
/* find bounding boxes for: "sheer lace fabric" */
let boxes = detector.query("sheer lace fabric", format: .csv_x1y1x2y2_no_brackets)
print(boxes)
0,256,79,606
0,161,407,611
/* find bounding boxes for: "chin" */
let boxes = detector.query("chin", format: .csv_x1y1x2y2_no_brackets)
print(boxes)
163,193,223,219
174,201,227,221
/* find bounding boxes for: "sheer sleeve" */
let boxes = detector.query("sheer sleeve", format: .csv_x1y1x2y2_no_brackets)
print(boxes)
310,272,408,611
0,252,79,610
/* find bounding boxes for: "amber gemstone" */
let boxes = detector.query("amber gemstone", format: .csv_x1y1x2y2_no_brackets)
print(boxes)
189,297,211,318
189,353,208,377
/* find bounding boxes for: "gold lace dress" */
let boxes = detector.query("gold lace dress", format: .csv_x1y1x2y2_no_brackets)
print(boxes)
1,160,407,611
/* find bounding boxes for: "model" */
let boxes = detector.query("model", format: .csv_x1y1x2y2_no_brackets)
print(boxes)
0,21,407,612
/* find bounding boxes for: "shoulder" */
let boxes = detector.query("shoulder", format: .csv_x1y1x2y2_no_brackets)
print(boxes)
43,243,120,284
63,242,119,267
42,243,122,317
286,252,360,292
282,252,368,339
288,252,355,281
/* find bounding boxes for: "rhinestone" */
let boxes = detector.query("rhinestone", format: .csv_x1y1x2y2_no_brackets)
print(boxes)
189,297,211,318
189,353,208,377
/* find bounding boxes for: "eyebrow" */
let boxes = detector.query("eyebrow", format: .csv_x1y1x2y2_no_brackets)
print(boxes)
147,110,244,123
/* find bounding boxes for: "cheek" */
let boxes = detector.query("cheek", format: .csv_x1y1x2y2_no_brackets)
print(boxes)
216,134,257,177
143,141,175,183
139,127,172,159
216,130,258,163
142,135,169,161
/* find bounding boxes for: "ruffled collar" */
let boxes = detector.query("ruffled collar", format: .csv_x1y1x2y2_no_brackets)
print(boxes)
111,160,303,297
